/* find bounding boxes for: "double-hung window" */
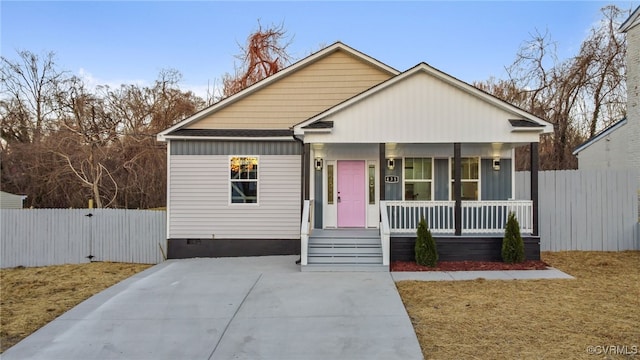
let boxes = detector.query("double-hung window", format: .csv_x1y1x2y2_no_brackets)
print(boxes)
451,157,479,200
230,156,258,204
404,158,432,200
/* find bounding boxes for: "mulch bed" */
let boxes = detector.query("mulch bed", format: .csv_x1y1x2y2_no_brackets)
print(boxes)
391,259,549,271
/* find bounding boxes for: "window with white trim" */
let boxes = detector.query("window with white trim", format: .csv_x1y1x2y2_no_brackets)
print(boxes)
404,158,432,200
451,157,479,200
230,156,258,204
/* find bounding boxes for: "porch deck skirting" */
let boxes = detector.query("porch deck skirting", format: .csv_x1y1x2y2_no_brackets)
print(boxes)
390,235,541,262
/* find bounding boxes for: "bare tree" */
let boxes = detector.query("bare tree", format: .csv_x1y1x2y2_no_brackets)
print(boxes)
0,50,67,143
475,5,628,170
53,76,120,208
577,5,627,137
221,21,293,98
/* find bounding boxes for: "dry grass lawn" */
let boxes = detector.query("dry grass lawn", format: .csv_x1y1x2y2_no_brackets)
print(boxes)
0,262,151,353
397,251,640,360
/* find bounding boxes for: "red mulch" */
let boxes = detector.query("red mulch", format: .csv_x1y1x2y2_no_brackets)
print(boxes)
391,260,549,272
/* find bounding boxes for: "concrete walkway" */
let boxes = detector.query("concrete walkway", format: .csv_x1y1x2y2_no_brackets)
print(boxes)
392,268,574,281
2,256,423,360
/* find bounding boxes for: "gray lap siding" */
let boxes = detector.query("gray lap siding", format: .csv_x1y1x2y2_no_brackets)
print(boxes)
168,140,302,257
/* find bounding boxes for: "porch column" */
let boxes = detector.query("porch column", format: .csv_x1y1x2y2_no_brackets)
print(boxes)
530,142,539,236
454,143,462,236
303,143,311,201
379,143,386,201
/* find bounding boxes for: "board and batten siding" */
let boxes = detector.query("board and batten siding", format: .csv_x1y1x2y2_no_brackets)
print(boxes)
186,50,394,130
304,71,544,144
169,155,301,239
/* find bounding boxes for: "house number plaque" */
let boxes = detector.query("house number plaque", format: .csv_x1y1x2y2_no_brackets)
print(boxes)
385,175,399,183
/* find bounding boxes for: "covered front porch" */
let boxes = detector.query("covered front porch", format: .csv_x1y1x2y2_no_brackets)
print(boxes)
294,62,552,270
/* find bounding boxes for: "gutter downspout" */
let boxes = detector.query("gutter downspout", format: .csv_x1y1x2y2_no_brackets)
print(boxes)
293,133,305,265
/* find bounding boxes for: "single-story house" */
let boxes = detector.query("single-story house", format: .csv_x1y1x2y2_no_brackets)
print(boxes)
158,42,553,270
0,191,26,209
573,117,629,169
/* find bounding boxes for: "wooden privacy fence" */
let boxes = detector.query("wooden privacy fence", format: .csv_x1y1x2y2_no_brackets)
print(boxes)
1,209,166,268
516,169,639,251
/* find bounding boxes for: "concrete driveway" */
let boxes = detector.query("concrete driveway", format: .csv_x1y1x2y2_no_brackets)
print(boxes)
2,256,423,360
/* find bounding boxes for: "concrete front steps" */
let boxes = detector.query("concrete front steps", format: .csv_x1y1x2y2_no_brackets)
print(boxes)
303,229,389,272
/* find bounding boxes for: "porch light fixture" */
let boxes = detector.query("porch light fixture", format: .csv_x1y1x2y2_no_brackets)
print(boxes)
314,158,323,171
493,157,501,171
387,158,395,170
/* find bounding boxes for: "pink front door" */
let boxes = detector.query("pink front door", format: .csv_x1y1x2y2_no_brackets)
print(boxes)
337,160,366,227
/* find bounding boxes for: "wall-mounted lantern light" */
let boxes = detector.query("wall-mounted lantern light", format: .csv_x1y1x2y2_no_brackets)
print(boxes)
314,158,323,171
387,158,395,170
492,157,501,171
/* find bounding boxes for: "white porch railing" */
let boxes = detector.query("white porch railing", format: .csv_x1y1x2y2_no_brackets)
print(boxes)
384,200,533,234
300,199,313,266
386,201,455,234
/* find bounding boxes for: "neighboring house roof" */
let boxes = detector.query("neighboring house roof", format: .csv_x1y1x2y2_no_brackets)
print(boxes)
158,42,399,141
620,6,640,32
295,62,553,136
572,118,627,155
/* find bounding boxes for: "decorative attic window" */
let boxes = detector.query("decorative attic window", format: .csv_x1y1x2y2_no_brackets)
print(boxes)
230,157,258,204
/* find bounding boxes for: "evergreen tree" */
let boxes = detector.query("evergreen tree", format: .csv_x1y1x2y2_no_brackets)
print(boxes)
415,217,438,267
502,212,525,263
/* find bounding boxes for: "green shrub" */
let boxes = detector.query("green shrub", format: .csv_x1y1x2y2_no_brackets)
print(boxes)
415,217,438,267
501,212,525,263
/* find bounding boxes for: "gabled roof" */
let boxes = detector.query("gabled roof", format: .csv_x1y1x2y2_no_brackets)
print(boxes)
158,42,399,141
620,6,640,32
295,62,553,135
572,118,627,155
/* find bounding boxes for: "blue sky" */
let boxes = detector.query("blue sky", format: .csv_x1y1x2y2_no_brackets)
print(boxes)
2,1,638,98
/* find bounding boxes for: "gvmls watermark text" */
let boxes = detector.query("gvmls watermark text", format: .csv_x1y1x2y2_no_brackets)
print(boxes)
586,345,638,355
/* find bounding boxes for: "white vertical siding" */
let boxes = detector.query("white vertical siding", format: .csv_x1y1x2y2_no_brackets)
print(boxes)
304,71,544,144
169,155,301,239
1,209,166,268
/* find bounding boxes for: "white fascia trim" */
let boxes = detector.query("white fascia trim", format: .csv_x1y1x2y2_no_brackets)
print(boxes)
158,42,399,138
163,135,294,142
